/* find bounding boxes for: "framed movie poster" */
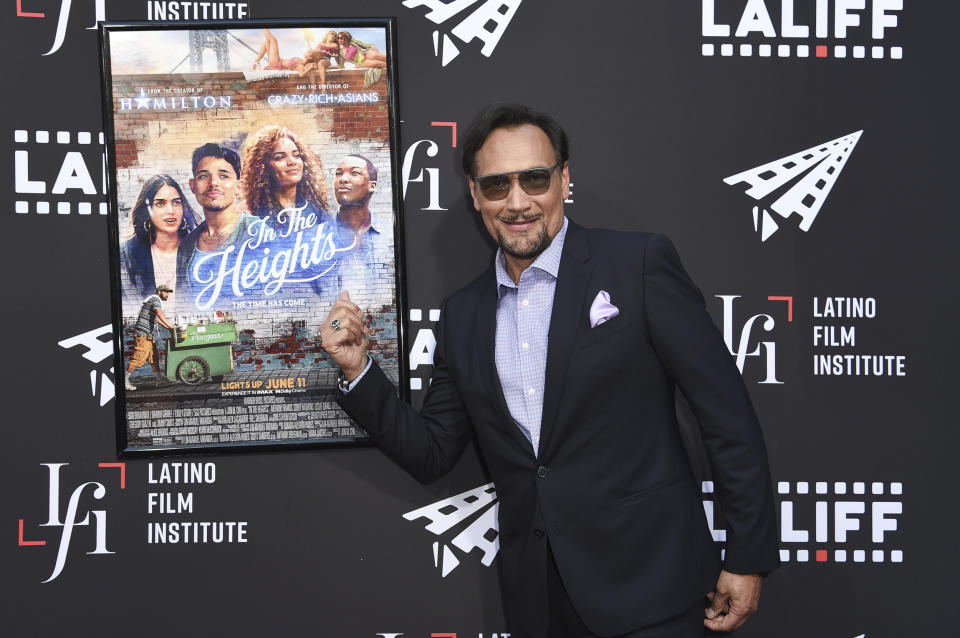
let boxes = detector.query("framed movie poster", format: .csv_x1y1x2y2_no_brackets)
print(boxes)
99,19,406,455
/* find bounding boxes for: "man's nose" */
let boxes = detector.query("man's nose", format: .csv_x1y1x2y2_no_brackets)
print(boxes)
504,178,531,211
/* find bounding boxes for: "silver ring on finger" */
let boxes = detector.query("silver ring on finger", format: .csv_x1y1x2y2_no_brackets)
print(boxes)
330,318,341,331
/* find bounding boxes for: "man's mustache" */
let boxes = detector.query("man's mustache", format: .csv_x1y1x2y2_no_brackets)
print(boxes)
498,214,541,223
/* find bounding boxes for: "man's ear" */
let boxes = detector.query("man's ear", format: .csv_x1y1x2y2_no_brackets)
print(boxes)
368,180,377,194
468,177,480,211
189,178,197,195
560,162,570,201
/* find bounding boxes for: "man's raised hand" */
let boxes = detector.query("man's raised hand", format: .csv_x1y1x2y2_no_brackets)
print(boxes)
319,291,369,381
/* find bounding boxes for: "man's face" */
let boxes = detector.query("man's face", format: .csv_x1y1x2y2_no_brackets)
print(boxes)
469,124,569,262
268,137,303,190
158,290,170,301
334,156,376,208
190,156,238,213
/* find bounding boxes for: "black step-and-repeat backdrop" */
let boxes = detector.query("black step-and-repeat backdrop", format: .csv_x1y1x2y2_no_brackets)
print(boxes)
4,2,956,636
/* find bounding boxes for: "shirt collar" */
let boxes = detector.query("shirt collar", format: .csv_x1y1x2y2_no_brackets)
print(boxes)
336,212,378,235
495,217,568,297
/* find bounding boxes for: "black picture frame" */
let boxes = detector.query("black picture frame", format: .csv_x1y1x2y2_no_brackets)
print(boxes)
99,18,408,456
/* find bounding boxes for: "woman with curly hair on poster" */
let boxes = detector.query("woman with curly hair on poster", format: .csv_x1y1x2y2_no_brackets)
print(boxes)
240,125,332,228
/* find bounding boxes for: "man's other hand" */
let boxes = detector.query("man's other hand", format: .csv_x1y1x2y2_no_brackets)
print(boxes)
319,291,369,380
704,569,762,632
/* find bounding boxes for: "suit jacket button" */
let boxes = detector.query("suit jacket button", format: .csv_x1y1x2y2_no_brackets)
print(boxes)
534,528,544,538
537,466,548,478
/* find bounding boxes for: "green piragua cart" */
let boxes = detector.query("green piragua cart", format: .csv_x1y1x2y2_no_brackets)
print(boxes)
165,322,238,385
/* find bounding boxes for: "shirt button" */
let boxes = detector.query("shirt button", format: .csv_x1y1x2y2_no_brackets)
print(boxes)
537,466,548,478
522,342,529,349
534,528,545,539
522,299,529,307
527,388,535,396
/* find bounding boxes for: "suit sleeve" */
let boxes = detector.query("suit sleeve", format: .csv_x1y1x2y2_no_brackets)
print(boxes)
642,233,780,575
336,300,474,484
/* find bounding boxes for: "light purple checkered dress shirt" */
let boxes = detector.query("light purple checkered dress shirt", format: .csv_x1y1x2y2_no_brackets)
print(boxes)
494,217,569,456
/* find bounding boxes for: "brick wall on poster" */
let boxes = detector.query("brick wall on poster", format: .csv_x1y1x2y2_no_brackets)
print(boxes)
110,69,391,228
111,68,397,362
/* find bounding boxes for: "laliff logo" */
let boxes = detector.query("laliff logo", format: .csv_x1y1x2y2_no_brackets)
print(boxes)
58,324,115,407
18,462,125,582
723,131,862,241
403,483,500,577
774,480,903,565
14,128,107,216
407,308,441,394
702,0,903,60
402,0,523,66
716,295,793,384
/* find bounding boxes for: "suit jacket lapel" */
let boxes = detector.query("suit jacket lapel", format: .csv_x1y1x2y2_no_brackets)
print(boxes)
538,222,592,457
476,267,538,457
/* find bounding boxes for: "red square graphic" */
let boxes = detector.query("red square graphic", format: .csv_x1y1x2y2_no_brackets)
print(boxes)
815,549,828,562
816,45,828,58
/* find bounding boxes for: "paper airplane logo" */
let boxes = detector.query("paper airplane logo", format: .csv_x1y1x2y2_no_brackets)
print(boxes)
403,0,523,67
723,131,863,241
58,324,116,407
403,482,500,577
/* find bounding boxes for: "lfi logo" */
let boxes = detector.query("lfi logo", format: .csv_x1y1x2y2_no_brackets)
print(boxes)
402,0,523,66
18,462,125,582
716,295,793,384
723,131,862,241
17,1,251,55
16,0,105,56
402,122,457,212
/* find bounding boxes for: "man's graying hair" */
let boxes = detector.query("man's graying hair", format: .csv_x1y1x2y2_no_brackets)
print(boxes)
460,104,570,177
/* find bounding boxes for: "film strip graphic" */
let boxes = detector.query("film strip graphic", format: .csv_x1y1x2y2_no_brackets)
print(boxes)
724,130,862,241
408,307,441,392
14,128,107,215
703,43,903,59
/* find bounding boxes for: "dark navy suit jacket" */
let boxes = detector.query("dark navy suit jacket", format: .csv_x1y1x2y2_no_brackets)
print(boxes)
338,221,779,637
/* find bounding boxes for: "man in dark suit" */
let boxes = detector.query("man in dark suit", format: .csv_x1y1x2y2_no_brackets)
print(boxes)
321,104,779,637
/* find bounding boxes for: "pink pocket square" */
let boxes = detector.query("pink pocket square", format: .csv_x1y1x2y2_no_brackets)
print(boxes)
589,290,619,328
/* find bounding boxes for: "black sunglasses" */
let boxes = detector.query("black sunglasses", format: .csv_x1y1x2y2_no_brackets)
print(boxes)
475,163,561,201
